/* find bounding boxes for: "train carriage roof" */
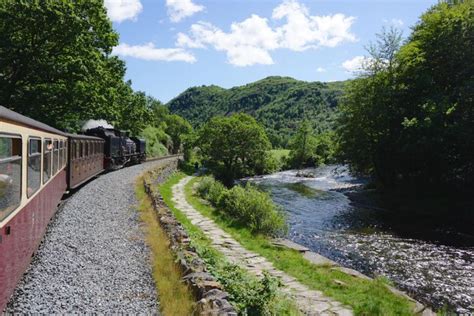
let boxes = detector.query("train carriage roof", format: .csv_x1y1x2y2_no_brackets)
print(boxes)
0,105,66,136
65,133,104,141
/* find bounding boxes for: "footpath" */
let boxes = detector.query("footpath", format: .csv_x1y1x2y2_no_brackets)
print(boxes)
172,176,353,316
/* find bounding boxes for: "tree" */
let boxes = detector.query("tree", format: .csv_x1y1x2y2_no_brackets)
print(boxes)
338,1,474,193
197,113,271,185
288,120,316,168
0,0,128,130
165,114,192,154
364,27,403,75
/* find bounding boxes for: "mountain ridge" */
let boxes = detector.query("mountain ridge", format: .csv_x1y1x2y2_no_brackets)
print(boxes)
167,76,347,147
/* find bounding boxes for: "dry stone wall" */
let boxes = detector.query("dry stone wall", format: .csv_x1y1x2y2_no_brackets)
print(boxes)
143,164,237,316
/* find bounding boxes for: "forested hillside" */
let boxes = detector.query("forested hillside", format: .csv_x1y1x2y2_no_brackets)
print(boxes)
167,77,346,147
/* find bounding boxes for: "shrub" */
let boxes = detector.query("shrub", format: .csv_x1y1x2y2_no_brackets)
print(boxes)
219,183,287,236
207,180,226,205
196,176,214,197
214,265,281,315
197,177,287,236
196,176,226,205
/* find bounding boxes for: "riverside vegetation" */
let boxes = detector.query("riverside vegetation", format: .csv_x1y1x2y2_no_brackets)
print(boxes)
158,173,300,315
184,175,414,315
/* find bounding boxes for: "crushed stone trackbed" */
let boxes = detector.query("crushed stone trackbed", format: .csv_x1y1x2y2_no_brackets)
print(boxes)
5,159,176,314
172,176,353,316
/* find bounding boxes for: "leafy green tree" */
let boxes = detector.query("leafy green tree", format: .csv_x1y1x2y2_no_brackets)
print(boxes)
314,131,337,165
338,1,474,193
197,113,271,185
140,126,170,157
114,86,153,135
165,114,192,154
288,120,316,168
0,0,132,130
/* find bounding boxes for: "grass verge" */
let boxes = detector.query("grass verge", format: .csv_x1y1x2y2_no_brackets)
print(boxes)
158,172,301,315
135,176,194,316
185,176,416,316
269,149,290,162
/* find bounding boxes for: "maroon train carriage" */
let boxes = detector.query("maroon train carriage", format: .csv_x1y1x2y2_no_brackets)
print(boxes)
67,134,105,189
0,106,68,310
0,106,106,310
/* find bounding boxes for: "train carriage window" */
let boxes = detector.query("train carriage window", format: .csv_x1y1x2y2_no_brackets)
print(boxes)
52,140,58,175
63,141,67,166
0,135,22,221
79,141,83,158
58,141,62,169
27,138,41,197
43,139,52,183
70,141,74,160
76,141,80,159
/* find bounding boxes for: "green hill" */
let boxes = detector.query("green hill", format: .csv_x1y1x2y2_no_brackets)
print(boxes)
167,76,346,147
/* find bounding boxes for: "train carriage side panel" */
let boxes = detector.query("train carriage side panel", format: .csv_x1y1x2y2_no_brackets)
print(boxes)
66,134,105,190
0,106,68,311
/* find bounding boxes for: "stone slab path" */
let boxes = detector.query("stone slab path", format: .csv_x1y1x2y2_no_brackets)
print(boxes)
172,176,353,316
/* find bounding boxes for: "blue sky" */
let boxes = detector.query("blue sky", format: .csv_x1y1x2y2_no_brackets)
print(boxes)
105,0,437,103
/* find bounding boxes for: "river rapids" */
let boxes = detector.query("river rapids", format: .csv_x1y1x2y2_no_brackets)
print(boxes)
246,165,473,313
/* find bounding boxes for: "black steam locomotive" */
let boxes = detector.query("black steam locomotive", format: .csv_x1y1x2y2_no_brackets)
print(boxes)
85,127,146,170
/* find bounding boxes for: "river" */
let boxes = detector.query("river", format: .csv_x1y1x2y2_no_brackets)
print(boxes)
246,165,473,314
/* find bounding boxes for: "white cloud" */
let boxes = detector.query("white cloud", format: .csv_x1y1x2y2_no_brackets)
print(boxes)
177,15,278,66
273,0,356,50
177,0,356,67
104,0,143,23
384,18,404,27
342,55,369,73
166,0,204,23
391,18,404,26
113,43,196,63
316,67,326,73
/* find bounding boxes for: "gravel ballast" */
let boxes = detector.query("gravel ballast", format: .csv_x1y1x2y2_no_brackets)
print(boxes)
5,159,176,314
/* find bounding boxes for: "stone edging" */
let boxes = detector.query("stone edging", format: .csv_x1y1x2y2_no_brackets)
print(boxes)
143,165,237,316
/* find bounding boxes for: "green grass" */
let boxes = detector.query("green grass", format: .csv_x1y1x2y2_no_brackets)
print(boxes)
157,172,301,315
135,176,195,316
185,176,416,316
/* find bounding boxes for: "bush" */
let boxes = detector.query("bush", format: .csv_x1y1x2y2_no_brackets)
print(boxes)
207,180,226,205
197,177,287,236
196,176,226,205
220,183,287,236
196,176,214,197
214,265,281,315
